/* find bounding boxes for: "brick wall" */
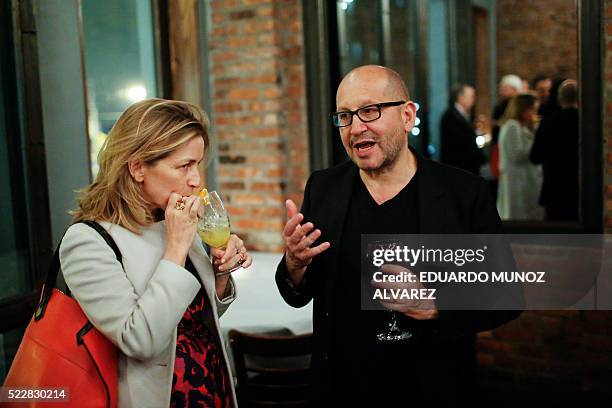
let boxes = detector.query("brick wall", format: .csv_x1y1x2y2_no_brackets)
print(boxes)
476,240,612,400
496,0,578,84
207,0,308,252
478,311,612,401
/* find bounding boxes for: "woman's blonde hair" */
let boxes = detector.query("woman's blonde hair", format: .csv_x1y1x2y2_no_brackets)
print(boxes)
500,93,538,126
72,98,210,233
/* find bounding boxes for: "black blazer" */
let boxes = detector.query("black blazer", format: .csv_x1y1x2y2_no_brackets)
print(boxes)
530,107,579,221
439,106,486,175
275,152,521,402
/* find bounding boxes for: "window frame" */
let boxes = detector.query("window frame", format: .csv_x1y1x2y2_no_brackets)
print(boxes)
0,0,53,335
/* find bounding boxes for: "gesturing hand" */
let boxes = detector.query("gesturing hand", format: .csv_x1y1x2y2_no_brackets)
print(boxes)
282,199,330,285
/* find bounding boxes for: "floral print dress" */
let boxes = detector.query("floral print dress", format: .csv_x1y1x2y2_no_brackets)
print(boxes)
170,258,232,408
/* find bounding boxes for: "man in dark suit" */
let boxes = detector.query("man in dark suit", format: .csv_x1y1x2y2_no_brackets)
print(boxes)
530,79,579,221
439,84,486,175
275,65,521,405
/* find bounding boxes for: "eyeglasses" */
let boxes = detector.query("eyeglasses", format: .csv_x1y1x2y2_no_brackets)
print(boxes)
330,101,406,127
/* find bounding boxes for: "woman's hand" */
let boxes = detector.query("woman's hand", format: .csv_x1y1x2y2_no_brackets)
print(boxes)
210,234,253,274
211,234,252,298
163,192,201,267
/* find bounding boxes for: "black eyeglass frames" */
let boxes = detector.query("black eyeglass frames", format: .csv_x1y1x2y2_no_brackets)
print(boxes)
330,101,406,127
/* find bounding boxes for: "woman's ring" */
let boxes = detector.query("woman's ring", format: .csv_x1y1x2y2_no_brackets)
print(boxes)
174,198,186,211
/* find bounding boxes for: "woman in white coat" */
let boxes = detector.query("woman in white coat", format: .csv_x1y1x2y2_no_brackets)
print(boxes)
497,93,544,220
61,99,252,407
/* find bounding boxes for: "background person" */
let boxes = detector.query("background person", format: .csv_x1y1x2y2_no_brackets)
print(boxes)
439,83,486,175
497,93,543,220
532,74,553,118
530,80,579,221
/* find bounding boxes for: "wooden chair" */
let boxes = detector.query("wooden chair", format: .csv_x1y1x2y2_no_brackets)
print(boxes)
228,329,313,408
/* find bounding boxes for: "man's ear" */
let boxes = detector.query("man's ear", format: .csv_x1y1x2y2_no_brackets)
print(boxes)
128,159,145,183
402,101,417,132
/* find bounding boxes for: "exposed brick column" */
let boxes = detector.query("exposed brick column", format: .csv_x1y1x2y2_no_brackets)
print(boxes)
276,0,310,210
207,0,308,252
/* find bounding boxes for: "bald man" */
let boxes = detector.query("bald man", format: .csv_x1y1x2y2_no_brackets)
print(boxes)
275,65,520,405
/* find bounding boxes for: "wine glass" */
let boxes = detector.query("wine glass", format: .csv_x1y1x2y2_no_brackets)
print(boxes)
367,240,413,342
197,190,242,276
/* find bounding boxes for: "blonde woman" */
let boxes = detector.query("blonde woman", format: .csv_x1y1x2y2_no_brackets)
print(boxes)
497,93,544,220
61,99,251,407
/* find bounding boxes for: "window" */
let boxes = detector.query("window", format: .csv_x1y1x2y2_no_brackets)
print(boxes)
81,0,160,176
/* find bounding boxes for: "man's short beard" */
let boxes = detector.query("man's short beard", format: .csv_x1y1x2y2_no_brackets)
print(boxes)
358,131,405,177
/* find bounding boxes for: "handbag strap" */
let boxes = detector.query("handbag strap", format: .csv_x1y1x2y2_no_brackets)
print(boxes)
35,220,123,321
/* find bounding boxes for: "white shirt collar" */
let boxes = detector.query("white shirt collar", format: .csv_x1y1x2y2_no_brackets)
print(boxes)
454,102,469,121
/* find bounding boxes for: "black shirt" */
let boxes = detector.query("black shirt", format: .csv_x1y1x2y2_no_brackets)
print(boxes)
327,171,477,405
331,171,420,395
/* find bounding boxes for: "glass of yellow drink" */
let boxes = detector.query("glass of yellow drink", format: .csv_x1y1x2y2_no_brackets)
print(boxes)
197,190,241,275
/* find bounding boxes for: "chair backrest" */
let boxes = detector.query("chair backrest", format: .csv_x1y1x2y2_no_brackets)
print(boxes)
228,329,313,408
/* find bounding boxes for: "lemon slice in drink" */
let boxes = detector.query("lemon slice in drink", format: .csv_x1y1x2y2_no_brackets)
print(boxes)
197,188,210,205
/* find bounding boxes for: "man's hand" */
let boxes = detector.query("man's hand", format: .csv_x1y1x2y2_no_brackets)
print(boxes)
282,199,330,287
371,264,439,320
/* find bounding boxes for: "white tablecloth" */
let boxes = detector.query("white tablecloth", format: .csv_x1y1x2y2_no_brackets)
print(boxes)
220,252,313,336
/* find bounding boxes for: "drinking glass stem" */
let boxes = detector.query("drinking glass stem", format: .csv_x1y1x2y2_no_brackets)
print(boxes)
388,311,400,331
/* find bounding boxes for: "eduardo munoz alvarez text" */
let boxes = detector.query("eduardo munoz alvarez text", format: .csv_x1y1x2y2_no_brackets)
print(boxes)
371,270,546,300
369,245,545,301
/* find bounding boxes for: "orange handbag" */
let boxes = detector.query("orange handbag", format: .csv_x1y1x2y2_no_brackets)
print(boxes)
3,221,120,407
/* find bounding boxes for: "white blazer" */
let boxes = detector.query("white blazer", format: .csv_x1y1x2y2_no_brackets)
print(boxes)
497,119,543,220
59,221,237,407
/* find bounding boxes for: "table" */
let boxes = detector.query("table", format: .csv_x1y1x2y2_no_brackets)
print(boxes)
220,251,313,336
219,252,313,380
